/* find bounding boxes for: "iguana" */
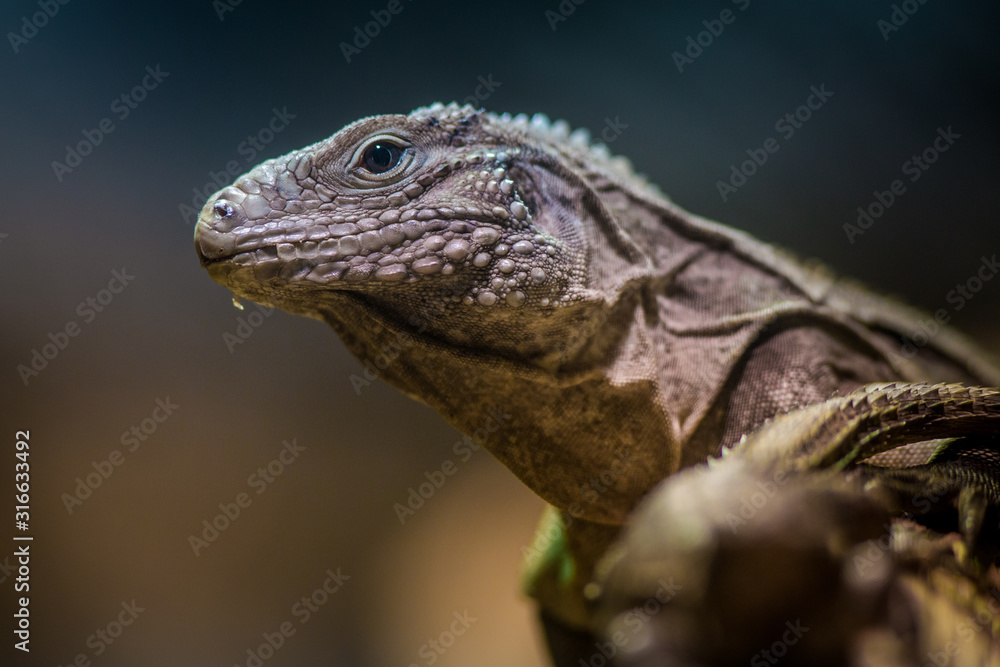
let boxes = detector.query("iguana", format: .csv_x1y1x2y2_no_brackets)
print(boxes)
193,103,1000,661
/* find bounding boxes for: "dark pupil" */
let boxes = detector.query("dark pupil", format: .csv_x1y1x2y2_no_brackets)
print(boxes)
363,142,401,173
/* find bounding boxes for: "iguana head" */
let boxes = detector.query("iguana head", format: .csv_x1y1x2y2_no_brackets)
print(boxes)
194,103,652,357
193,104,679,524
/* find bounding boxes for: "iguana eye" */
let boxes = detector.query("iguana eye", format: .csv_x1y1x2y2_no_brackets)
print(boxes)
361,141,403,173
343,133,418,187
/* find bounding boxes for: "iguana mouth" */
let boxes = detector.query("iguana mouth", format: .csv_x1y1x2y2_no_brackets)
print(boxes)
193,191,565,303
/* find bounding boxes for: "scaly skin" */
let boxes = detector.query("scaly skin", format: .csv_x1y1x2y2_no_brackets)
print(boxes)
596,383,1000,666
193,103,1000,635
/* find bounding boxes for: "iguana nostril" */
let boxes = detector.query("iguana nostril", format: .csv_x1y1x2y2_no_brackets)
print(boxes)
194,225,236,264
193,196,242,262
214,200,234,218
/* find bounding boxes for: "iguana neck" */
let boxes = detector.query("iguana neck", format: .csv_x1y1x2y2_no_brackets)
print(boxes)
318,288,672,525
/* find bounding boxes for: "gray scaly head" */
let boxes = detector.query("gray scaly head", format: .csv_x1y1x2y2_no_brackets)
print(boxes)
194,102,671,525
194,102,654,361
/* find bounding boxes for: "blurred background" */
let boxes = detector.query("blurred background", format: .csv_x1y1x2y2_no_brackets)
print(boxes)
1,1,998,665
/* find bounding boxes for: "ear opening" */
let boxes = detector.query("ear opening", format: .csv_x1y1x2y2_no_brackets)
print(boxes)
510,154,654,305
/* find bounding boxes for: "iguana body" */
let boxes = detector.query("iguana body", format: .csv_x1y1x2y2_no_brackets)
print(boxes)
597,383,1000,666
193,103,1000,647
